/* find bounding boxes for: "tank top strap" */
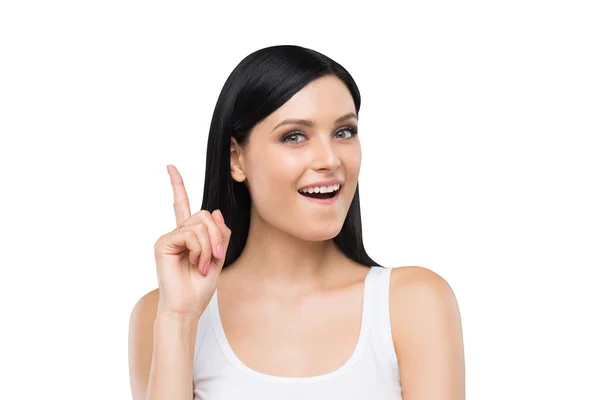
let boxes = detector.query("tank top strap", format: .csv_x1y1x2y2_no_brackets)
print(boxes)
369,266,400,370
359,266,379,337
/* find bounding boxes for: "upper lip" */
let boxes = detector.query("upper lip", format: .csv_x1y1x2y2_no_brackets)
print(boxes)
298,179,344,191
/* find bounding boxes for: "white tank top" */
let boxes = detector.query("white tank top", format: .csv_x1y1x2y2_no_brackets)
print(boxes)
192,266,403,399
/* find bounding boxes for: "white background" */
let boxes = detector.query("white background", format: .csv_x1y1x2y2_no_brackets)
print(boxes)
1,1,598,399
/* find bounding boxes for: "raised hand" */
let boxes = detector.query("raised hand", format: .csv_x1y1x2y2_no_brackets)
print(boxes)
153,165,231,319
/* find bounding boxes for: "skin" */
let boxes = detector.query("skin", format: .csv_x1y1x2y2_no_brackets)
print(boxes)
129,74,465,399
227,74,363,290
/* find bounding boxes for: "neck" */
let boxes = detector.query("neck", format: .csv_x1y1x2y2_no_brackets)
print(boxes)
228,208,348,295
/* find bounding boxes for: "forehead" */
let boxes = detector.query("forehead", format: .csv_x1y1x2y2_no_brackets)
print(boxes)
258,75,356,130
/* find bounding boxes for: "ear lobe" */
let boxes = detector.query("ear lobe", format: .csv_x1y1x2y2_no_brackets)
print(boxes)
230,138,246,183
230,166,246,183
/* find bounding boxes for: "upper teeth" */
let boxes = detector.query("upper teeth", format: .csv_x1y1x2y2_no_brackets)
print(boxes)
299,184,341,194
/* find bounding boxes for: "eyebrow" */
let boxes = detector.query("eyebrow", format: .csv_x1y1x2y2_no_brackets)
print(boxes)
271,112,358,133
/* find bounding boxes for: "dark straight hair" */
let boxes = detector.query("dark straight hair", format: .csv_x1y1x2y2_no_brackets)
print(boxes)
200,45,382,269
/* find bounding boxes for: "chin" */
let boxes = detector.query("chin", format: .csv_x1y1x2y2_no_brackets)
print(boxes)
294,223,343,242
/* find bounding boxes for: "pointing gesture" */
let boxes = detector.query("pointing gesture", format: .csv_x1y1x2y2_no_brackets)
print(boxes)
169,164,192,227
153,165,231,318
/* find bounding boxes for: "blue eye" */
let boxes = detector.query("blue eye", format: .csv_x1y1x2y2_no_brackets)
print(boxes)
280,125,358,143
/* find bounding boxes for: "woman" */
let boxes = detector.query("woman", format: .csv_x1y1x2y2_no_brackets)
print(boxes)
128,45,465,399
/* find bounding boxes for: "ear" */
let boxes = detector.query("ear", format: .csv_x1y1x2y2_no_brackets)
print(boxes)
230,137,247,183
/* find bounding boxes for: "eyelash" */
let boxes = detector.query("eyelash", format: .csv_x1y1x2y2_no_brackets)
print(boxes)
280,125,358,143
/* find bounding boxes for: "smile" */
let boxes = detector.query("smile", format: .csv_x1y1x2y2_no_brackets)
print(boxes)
297,185,342,205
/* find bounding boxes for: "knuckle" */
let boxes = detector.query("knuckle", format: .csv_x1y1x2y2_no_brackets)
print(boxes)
198,209,212,219
196,223,208,235
190,225,208,243
182,229,198,242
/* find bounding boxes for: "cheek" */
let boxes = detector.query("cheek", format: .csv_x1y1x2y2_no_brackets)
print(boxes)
353,151,362,174
277,151,306,171
345,144,362,176
263,147,306,181
248,151,302,198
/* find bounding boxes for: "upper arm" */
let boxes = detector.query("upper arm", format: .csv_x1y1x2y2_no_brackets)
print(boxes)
128,288,159,400
390,267,465,400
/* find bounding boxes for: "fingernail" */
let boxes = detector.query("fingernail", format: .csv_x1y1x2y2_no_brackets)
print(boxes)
202,262,210,275
217,244,223,259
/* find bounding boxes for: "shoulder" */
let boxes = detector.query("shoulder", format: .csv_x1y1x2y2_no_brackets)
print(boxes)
388,266,465,398
389,265,457,304
130,288,159,323
128,287,159,350
128,288,159,399
129,288,160,341
389,266,461,341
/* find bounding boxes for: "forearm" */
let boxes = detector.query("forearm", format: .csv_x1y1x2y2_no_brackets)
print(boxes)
146,311,199,400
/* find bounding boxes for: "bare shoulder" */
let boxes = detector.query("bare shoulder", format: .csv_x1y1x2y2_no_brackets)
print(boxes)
130,288,160,319
128,288,159,400
389,265,461,341
389,265,456,300
129,287,159,345
129,288,160,333
389,266,465,399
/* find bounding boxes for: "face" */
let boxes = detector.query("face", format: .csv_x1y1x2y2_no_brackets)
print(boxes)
230,74,361,241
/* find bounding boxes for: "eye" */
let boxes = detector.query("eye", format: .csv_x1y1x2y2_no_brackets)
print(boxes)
280,131,307,143
334,125,358,139
280,125,358,144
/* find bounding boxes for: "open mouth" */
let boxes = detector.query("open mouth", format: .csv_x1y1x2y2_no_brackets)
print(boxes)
297,185,342,199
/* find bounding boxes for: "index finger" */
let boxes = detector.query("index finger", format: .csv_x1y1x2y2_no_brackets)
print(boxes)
167,165,191,227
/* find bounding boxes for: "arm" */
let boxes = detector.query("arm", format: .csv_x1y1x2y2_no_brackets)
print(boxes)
128,288,199,400
390,267,466,400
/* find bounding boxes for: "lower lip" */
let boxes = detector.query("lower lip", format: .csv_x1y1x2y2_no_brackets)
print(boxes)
298,188,342,205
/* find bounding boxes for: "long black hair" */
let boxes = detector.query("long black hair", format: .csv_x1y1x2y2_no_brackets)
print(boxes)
200,45,382,269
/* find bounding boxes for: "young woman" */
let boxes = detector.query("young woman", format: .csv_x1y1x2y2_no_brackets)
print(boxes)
128,45,465,400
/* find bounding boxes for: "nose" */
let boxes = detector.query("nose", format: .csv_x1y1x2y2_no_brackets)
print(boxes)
311,135,341,171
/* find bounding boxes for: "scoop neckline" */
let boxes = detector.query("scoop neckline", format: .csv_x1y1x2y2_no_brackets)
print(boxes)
208,266,377,385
